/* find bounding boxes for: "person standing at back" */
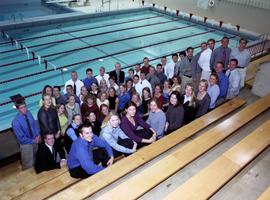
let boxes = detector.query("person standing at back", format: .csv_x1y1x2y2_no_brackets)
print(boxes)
64,71,84,96
12,101,41,170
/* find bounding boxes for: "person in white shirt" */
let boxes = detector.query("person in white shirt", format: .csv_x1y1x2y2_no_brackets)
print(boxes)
164,53,178,79
161,56,168,72
140,72,152,94
133,75,143,97
226,59,241,99
96,66,110,86
198,42,212,81
230,38,251,88
64,71,84,96
134,64,141,78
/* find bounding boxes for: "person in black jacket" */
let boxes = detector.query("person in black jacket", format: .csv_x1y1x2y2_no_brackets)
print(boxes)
35,133,66,174
109,62,125,85
37,94,65,158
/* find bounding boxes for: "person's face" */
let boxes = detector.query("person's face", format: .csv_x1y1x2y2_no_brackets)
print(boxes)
69,96,75,105
140,73,145,80
101,106,109,115
161,58,166,65
115,63,121,71
157,65,162,73
209,75,217,86
163,81,169,89
73,115,82,126
173,77,178,84
87,70,93,78
239,39,247,49
199,82,206,92
172,55,178,63
18,104,27,115
81,87,88,96
44,134,55,146
215,63,224,73
221,38,229,48
58,105,65,114
100,80,106,87
127,80,132,88
170,94,178,106
201,43,207,51
119,85,126,93
80,127,94,142
109,88,115,97
155,86,161,94
66,86,73,95
149,101,158,113
179,54,185,61
100,93,107,101
109,115,120,128
131,94,139,103
135,65,140,72
128,70,134,77
143,89,150,99
149,67,155,75
185,86,193,97
143,58,149,66
53,88,60,97
229,60,237,70
91,83,98,91
71,72,77,81
44,95,52,107
99,68,105,76
133,77,139,84
208,40,215,50
187,49,193,57
45,87,52,95
88,113,96,122
126,105,136,117
87,97,94,105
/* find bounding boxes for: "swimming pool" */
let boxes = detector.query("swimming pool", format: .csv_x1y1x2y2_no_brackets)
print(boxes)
0,7,260,131
0,1,73,22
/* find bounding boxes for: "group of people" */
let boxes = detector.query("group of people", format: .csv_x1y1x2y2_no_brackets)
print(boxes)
12,36,251,178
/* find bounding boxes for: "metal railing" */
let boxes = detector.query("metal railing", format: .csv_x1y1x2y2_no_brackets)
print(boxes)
247,33,270,57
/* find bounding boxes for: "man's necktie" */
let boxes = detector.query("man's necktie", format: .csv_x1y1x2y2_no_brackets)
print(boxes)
25,114,33,138
73,82,77,96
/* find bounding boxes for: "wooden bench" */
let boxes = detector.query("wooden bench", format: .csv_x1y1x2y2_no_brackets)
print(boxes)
257,186,270,200
95,93,270,200
13,97,245,200
164,119,270,200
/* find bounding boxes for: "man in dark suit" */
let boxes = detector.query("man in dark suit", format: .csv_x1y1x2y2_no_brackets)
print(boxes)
35,133,66,174
109,62,125,85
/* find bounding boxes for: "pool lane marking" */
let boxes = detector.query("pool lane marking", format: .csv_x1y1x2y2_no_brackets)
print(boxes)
1,23,196,67
0,29,214,85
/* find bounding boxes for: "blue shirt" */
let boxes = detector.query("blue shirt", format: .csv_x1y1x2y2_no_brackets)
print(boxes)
118,92,130,111
66,123,79,141
12,111,40,144
67,136,113,175
83,77,98,91
217,72,229,99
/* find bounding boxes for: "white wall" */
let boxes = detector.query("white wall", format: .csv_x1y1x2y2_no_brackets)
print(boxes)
146,0,270,34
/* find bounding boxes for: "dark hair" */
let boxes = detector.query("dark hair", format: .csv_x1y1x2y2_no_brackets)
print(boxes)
239,38,248,44
207,38,216,43
42,85,53,95
172,53,178,58
150,97,162,109
201,42,207,46
142,87,151,100
143,57,149,61
215,61,224,68
43,132,55,139
156,63,162,68
85,94,96,104
186,47,194,51
134,74,140,79
161,56,167,60
169,91,182,107
15,100,26,109
230,58,239,65
179,51,186,57
222,36,229,41
78,124,92,134
72,114,81,121
123,101,137,113
172,75,182,84
86,68,93,73
128,68,134,73
53,85,61,91
210,73,219,83
66,84,73,90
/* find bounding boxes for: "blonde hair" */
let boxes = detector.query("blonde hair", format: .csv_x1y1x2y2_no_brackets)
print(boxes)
186,83,197,107
101,111,119,128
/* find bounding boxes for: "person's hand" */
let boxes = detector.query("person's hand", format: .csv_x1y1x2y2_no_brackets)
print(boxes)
35,135,41,144
107,156,114,166
60,159,66,167
132,142,137,152
165,122,169,132
55,131,61,139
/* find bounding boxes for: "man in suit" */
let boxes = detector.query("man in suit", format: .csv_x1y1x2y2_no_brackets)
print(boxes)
35,133,66,174
109,62,125,85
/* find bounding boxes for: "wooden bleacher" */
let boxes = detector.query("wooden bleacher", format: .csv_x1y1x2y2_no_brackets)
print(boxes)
257,186,270,200
95,93,270,200
9,98,245,200
164,119,270,200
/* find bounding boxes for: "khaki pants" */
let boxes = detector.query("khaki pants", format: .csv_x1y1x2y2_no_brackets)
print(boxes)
237,68,246,88
20,143,38,170
181,75,193,91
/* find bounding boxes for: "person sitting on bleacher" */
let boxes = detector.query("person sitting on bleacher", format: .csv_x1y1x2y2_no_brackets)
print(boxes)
67,124,114,178
12,101,41,170
35,132,66,174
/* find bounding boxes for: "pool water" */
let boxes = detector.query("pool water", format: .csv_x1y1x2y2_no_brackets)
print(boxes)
0,9,253,131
